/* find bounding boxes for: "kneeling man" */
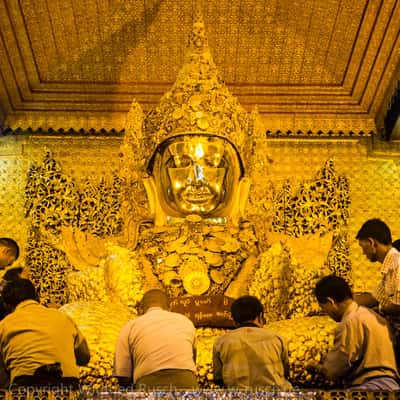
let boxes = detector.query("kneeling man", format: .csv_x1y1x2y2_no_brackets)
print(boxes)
313,275,399,390
213,295,292,390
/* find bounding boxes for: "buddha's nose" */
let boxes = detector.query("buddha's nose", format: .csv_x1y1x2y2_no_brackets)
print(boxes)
187,164,205,184
194,164,204,181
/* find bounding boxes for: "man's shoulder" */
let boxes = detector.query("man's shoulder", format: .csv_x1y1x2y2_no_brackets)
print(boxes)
263,327,284,338
213,330,232,347
384,247,400,267
344,304,389,327
217,326,281,340
215,326,282,342
166,310,195,326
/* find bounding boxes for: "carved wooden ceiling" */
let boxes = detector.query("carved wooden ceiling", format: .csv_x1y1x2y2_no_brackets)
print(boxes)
0,0,399,135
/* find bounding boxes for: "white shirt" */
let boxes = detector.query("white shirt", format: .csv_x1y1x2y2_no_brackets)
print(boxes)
113,307,196,383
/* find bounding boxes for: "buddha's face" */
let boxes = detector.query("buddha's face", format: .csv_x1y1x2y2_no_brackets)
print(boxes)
157,135,240,216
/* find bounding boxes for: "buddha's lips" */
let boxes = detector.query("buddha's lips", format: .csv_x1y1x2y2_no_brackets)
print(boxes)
183,187,213,203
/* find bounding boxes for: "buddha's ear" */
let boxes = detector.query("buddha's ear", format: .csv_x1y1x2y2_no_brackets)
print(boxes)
227,177,251,226
142,176,168,226
238,177,251,218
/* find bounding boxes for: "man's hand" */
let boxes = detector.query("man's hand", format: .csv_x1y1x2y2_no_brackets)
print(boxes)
305,361,323,374
380,298,400,315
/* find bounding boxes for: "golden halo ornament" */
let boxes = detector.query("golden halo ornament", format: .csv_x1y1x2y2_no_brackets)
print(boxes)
183,271,210,295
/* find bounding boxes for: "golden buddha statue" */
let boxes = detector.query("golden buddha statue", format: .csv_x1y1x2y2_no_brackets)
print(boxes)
87,6,264,307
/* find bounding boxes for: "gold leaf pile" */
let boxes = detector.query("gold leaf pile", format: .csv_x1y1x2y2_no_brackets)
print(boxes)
268,316,337,388
60,302,136,391
249,237,331,321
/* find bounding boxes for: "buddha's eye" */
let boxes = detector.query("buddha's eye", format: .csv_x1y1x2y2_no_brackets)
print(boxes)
173,155,192,168
204,155,221,167
204,156,226,168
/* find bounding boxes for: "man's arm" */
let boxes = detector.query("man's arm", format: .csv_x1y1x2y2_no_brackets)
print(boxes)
74,336,90,366
212,341,224,387
63,314,91,366
280,337,291,379
379,297,400,315
322,351,351,381
0,354,9,389
192,342,197,364
322,321,355,381
354,292,378,308
69,317,90,366
116,376,133,387
113,322,134,387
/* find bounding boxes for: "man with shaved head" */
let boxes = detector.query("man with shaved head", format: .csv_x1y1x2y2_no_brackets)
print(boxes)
113,289,198,390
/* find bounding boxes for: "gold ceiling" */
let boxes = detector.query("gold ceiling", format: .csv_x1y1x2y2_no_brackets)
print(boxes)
0,0,399,134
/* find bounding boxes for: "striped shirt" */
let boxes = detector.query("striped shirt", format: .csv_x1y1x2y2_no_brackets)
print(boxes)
213,326,293,390
373,247,400,307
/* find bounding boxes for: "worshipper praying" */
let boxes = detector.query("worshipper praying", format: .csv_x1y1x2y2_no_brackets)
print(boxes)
0,278,90,388
113,289,198,390
0,239,25,321
355,219,400,365
355,218,400,317
310,274,399,390
212,295,293,390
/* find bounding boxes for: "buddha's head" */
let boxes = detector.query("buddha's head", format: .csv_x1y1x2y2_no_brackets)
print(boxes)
147,134,245,219
124,9,260,226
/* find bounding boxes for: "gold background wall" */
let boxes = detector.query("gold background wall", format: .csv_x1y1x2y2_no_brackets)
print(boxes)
1,133,398,293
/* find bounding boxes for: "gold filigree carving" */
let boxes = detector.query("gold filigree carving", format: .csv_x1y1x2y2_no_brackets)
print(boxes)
25,152,124,305
268,159,351,281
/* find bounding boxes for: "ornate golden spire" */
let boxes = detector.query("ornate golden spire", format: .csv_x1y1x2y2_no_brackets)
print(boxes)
137,6,256,174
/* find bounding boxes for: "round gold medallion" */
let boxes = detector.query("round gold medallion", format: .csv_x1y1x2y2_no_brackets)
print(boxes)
183,271,210,295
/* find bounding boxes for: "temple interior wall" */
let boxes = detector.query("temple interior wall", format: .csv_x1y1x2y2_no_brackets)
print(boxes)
1,134,399,293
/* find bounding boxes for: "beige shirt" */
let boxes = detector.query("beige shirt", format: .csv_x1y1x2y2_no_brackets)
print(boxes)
113,307,196,383
0,300,89,386
323,301,398,386
213,325,292,390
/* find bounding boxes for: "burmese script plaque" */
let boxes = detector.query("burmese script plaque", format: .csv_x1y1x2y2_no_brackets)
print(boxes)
170,295,235,328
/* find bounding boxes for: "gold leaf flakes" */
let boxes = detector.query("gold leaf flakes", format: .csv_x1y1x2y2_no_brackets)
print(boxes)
210,269,225,284
165,252,181,267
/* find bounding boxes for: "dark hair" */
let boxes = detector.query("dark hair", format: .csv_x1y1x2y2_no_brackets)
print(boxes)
3,267,23,282
231,295,263,324
2,278,38,308
0,238,20,261
355,218,392,245
140,289,169,312
393,239,400,251
314,275,353,304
